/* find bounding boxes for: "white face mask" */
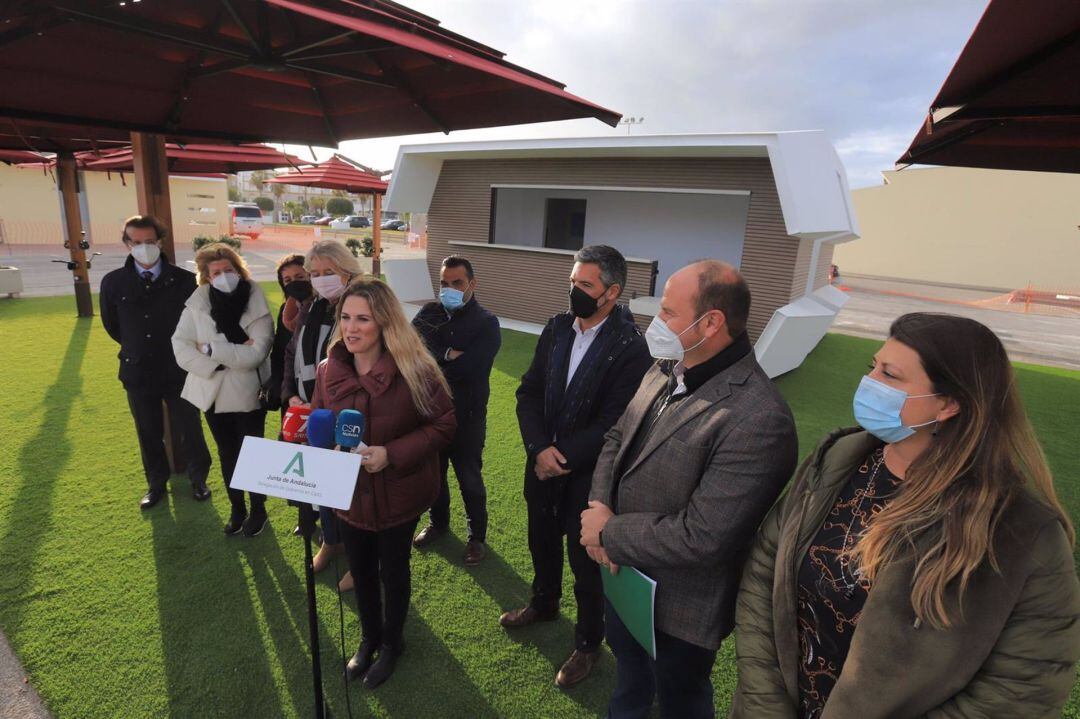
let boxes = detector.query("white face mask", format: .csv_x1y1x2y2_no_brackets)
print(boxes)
645,314,707,361
312,274,346,301
211,271,241,294
130,242,160,267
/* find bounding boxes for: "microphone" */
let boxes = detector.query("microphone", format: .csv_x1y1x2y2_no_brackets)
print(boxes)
335,409,365,452
281,405,312,443
307,409,337,450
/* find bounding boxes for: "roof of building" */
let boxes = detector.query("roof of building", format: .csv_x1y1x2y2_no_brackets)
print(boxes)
385,131,859,240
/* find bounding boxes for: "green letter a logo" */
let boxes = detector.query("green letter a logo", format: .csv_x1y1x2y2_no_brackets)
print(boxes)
283,451,305,478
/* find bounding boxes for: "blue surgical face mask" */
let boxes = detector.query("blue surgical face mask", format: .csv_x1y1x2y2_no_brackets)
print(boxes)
440,287,465,312
853,375,940,443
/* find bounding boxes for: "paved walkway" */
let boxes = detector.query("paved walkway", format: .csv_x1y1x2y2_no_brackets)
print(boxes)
0,631,51,719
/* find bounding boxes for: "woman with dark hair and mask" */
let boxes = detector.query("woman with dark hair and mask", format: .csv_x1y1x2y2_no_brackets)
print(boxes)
172,243,273,537
269,253,312,422
730,312,1080,719
281,240,366,587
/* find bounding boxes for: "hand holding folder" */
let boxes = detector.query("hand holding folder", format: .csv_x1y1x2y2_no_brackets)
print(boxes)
601,565,657,659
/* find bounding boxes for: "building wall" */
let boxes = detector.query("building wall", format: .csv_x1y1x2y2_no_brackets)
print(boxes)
490,186,750,291
832,166,1080,291
426,157,806,339
0,164,227,250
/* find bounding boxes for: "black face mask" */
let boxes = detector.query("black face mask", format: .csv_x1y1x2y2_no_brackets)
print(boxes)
283,280,312,301
568,284,606,319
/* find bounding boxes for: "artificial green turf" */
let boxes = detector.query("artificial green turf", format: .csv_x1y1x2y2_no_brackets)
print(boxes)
1,288,1078,718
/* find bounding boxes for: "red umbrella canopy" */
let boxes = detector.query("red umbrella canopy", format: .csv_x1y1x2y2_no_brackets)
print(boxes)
268,154,387,194
898,0,1080,173
0,1,621,147
0,149,48,165
0,117,132,153
82,143,304,173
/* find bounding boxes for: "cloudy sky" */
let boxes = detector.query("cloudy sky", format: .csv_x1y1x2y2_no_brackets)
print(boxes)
286,0,988,188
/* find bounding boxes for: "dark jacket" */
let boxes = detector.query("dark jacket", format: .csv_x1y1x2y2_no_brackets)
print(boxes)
412,296,502,420
590,352,797,650
269,299,305,410
516,304,652,499
281,297,331,404
311,343,457,532
731,428,1080,719
99,255,196,388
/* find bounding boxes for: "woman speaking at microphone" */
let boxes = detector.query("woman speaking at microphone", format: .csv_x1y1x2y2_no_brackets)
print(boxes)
283,241,365,582
172,244,273,537
310,279,456,688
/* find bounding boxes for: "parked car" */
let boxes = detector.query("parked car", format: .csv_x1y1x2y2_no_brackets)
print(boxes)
299,215,318,225
228,202,263,239
380,219,407,231
329,217,351,231
313,216,335,226
347,215,370,228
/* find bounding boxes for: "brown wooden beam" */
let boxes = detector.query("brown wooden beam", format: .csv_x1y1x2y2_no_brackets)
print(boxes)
130,132,176,262
56,152,93,317
372,192,382,278
130,132,183,473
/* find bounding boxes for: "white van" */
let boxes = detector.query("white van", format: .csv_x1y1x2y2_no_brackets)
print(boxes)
228,202,263,239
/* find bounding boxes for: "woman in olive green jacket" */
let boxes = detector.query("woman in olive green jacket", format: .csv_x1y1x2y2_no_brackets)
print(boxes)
731,313,1080,719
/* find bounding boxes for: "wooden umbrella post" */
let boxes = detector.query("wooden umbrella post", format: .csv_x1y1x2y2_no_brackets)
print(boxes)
57,153,94,318
372,192,383,278
130,131,185,473
131,132,175,262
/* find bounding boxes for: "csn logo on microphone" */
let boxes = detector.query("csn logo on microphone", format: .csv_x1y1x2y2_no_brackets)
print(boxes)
340,423,363,442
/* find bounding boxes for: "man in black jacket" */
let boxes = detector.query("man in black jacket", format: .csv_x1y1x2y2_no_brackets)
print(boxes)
504,245,653,689
412,255,502,566
99,215,212,509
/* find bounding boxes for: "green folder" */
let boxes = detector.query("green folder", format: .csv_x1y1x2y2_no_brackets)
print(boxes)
601,565,657,659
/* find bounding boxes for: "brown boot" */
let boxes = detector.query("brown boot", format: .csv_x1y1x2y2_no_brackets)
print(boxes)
463,540,487,567
555,649,599,688
499,605,558,629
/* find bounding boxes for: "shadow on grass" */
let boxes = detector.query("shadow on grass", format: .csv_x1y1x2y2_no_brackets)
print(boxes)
425,533,614,716
0,319,90,632
149,497,283,719
331,603,501,718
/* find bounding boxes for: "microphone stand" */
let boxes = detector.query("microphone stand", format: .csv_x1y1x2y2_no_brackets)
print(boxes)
298,502,329,719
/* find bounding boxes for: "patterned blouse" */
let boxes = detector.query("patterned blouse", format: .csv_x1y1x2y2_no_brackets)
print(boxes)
796,447,901,718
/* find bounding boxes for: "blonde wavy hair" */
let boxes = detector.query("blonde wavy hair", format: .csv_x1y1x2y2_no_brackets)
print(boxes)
305,239,365,278
194,243,251,286
847,313,1073,629
329,279,450,418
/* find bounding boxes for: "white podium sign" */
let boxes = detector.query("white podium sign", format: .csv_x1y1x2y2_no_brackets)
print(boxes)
232,436,361,510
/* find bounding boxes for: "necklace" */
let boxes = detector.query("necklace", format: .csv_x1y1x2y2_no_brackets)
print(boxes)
834,448,886,594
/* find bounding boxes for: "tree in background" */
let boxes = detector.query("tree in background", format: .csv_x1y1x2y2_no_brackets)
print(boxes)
308,196,327,215
270,182,286,219
250,170,269,192
326,197,353,216
284,200,305,222
227,186,242,202
253,196,275,213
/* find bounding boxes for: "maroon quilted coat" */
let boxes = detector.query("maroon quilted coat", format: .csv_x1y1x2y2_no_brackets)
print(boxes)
311,342,456,531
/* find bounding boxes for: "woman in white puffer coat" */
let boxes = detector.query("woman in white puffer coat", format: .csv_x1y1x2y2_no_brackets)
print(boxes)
172,243,273,537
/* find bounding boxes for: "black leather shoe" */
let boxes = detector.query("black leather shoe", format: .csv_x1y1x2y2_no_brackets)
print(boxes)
140,488,165,510
242,505,268,537
192,483,211,502
344,640,378,682
224,509,247,536
362,642,403,689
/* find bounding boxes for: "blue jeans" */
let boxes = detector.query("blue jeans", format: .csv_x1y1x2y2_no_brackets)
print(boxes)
604,598,717,719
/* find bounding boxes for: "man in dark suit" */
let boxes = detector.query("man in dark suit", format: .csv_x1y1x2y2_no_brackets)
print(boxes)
506,245,653,689
580,260,798,719
100,215,212,509
411,255,502,566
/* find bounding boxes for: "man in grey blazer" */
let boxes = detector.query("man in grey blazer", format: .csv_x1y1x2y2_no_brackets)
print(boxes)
581,260,798,719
